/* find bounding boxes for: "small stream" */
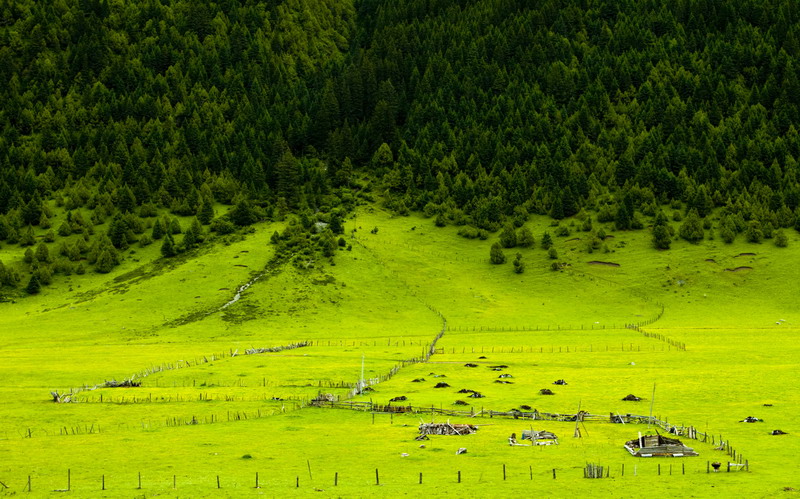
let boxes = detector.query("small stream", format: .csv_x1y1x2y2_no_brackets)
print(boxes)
220,273,263,309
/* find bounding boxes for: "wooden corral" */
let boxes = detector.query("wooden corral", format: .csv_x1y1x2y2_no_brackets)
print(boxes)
624,433,699,457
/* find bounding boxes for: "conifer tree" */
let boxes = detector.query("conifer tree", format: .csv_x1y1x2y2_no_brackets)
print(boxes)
490,242,506,264
160,233,177,257
513,253,525,273
25,274,41,294
95,250,115,273
151,218,165,240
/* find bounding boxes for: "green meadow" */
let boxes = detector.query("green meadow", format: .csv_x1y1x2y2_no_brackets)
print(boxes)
1,205,799,497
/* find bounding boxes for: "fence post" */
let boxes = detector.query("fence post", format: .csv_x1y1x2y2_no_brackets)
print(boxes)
503,464,506,480
419,472,423,484
375,468,380,485
27,476,31,492
102,474,105,491
217,476,220,488
458,470,461,483
255,472,259,489
138,472,141,489
552,468,556,479
334,472,338,486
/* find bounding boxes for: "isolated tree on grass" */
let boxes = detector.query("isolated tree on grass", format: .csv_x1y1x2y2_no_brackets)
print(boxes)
652,225,671,250
513,253,525,274
490,242,506,264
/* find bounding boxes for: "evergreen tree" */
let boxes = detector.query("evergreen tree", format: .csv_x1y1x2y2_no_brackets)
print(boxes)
198,198,215,225
513,253,525,274
25,274,41,295
35,242,51,263
169,218,182,234
320,229,337,257
652,211,672,249
107,215,130,250
189,217,204,243
490,242,506,264
161,233,177,257
652,225,671,250
230,199,258,226
541,232,553,250
775,229,788,247
151,218,165,240
95,250,115,273
19,226,35,247
745,221,764,243
679,209,704,243
518,227,535,248
499,224,517,248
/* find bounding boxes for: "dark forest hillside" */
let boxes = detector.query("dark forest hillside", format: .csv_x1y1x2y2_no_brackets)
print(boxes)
1,0,800,291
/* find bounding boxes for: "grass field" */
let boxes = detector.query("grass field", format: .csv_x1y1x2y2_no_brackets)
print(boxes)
1,204,799,497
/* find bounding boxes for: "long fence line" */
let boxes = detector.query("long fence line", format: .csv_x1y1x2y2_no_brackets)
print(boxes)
72,392,313,405
431,343,676,354
627,324,686,351
445,303,666,336
50,341,311,402
0,455,750,495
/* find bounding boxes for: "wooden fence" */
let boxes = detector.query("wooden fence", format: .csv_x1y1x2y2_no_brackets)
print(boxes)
2,457,749,494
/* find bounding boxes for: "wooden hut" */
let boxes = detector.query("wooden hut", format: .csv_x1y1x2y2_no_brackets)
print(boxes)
624,433,698,457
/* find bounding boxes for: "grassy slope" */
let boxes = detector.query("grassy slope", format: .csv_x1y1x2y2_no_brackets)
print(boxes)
1,205,799,496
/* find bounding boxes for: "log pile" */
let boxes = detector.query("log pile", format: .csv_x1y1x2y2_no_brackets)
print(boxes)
104,379,141,388
310,393,336,405
418,422,477,436
522,430,559,445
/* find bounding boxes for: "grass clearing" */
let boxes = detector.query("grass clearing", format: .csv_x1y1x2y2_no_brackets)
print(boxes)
1,206,799,496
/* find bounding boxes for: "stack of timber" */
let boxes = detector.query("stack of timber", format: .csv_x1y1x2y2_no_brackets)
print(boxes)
104,379,141,388
521,430,559,445
419,422,477,436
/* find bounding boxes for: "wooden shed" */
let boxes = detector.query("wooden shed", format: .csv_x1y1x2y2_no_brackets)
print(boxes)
624,433,698,457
